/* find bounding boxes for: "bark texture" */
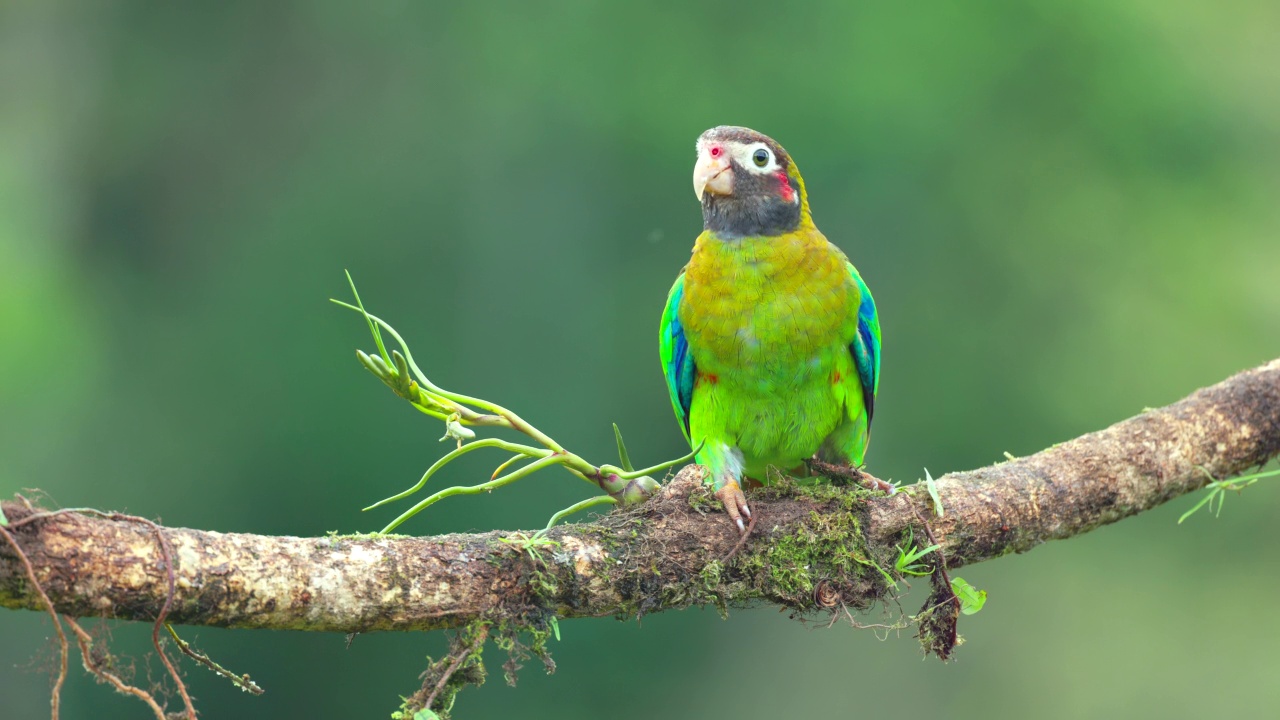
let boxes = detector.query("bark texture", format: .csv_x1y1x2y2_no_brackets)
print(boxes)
3,358,1279,633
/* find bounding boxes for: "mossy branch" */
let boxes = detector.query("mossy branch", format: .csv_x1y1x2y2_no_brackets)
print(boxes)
3,358,1279,716
4,356,1278,625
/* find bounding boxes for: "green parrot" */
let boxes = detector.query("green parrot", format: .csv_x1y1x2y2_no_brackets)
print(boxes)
659,126,882,531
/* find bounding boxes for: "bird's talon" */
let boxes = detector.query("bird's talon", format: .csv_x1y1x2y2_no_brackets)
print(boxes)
715,481,751,534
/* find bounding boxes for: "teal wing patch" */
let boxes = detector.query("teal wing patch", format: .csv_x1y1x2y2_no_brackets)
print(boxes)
659,273,696,442
848,262,881,423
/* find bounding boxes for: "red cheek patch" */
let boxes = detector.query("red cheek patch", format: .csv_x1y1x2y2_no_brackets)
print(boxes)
776,171,795,203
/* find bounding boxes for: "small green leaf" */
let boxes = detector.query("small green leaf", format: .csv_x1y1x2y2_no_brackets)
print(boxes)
910,544,940,563
951,576,987,615
0,504,7,526
895,541,940,577
612,423,634,473
392,349,410,378
390,350,416,395
893,527,940,577
549,616,560,642
367,353,393,379
355,349,385,379
925,468,944,517
413,709,440,720
344,270,390,365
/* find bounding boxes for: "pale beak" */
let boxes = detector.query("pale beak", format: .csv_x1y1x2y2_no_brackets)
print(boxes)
693,150,733,202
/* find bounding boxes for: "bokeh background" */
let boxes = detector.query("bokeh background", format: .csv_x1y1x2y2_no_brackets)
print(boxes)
3,1,1279,718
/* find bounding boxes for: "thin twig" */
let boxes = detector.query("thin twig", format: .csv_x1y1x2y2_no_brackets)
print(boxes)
165,624,264,695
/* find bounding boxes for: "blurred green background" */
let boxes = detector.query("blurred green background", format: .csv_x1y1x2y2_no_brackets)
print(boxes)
3,1,1279,718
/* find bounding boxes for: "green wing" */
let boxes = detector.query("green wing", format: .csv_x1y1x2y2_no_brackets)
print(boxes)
848,262,881,423
658,273,695,442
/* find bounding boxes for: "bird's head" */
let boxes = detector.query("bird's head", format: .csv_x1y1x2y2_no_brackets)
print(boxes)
693,126,810,238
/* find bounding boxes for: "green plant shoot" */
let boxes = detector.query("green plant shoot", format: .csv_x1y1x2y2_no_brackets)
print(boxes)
924,468,944,517
895,526,940,577
334,272,697,533
1178,466,1280,524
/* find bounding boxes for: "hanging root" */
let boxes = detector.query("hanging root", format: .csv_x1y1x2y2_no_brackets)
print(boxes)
2,504,258,719
0,522,68,720
909,506,962,659
396,623,491,720
64,617,168,720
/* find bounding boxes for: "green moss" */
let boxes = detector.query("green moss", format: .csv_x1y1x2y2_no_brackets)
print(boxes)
528,567,559,600
699,559,722,589
492,615,558,687
914,577,965,660
746,479,897,611
321,530,410,549
392,620,490,720
579,523,627,557
777,476,879,511
693,560,730,616
687,484,719,515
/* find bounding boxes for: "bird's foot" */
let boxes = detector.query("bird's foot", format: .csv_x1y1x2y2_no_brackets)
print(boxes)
858,470,896,495
807,458,896,495
715,479,751,534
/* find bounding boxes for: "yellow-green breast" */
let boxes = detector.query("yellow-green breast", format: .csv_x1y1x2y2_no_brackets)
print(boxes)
678,227,861,474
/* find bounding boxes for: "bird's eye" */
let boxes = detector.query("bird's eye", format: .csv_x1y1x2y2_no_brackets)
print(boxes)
752,148,771,167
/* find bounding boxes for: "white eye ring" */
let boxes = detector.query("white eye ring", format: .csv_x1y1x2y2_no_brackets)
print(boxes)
737,142,780,174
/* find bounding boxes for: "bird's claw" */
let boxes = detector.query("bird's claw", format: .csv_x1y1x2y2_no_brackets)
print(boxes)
716,480,751,534
808,458,895,494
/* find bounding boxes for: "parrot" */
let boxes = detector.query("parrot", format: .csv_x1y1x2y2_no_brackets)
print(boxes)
659,126,882,532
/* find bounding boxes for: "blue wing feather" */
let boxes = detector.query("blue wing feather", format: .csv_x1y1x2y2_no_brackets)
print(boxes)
660,274,696,441
848,263,881,424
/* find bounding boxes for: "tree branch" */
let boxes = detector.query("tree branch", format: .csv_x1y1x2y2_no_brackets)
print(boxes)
3,359,1279,640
